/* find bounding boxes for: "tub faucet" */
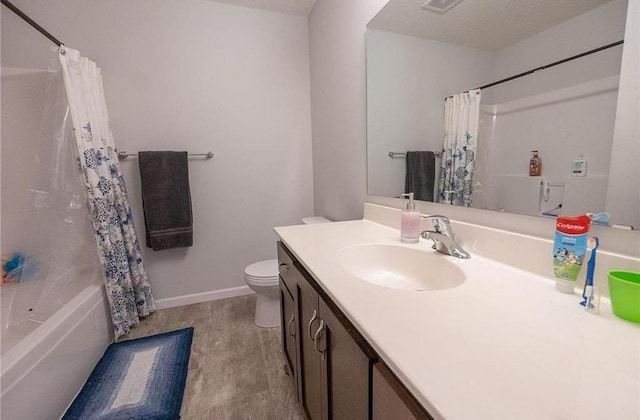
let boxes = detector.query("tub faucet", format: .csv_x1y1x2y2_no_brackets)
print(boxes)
420,215,471,259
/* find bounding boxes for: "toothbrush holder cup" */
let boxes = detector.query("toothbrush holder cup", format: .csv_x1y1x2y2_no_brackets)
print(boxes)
608,270,640,323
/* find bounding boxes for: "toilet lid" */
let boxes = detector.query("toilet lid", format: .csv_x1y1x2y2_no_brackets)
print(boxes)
245,259,279,278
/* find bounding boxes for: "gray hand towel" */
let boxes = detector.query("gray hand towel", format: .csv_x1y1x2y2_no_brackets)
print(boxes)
405,151,436,202
138,151,193,251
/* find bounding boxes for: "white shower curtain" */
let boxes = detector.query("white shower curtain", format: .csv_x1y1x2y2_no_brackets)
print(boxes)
437,89,481,207
59,46,154,338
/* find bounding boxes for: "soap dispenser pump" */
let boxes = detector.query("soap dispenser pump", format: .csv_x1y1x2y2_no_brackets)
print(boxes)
401,193,420,243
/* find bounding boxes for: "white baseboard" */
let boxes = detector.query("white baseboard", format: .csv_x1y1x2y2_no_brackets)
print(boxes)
154,285,254,310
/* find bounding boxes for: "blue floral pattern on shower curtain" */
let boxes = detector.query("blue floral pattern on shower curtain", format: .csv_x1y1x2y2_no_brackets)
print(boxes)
59,46,154,338
437,90,481,207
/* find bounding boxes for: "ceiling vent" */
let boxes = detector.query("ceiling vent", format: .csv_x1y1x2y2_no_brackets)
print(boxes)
421,0,464,13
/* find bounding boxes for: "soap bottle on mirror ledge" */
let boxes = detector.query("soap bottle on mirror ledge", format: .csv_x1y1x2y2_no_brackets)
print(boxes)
529,150,542,176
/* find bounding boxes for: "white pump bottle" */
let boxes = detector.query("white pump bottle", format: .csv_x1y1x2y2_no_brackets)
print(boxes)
400,193,420,243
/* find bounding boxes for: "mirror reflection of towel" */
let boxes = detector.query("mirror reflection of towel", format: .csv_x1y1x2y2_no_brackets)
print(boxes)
138,151,193,251
405,151,436,202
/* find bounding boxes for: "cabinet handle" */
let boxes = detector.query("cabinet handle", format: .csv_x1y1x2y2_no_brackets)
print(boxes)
279,263,290,274
308,309,318,341
313,320,326,354
287,313,296,337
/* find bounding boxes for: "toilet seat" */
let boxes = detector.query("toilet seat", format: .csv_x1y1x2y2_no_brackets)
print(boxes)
245,259,279,287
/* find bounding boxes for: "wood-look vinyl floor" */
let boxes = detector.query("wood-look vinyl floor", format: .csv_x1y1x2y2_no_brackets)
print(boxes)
122,294,305,419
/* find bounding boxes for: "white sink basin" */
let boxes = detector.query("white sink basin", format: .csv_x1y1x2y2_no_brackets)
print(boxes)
337,244,465,291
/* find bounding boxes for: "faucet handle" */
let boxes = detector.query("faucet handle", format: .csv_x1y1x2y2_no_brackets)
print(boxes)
419,214,470,259
420,214,450,223
420,214,451,234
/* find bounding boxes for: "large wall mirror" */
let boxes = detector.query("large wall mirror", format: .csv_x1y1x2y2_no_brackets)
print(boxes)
366,0,637,229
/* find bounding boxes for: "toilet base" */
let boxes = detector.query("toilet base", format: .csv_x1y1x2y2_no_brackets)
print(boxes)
254,293,280,328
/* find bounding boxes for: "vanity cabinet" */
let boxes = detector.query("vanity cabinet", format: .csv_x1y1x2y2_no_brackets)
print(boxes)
278,241,376,420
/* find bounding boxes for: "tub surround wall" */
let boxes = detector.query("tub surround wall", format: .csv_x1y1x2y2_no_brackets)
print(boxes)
3,0,315,303
481,77,619,215
1,70,49,252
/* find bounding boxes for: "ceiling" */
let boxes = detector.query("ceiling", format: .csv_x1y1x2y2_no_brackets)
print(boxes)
205,0,316,16
368,0,616,51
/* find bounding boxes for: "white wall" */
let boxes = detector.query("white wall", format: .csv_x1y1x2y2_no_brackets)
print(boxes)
308,0,389,221
3,0,314,302
366,30,495,198
606,0,640,229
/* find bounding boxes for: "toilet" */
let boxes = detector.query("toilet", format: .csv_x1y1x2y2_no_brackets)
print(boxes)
245,216,331,328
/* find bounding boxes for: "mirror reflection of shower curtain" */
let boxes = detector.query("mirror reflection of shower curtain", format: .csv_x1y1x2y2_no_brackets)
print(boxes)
437,89,481,207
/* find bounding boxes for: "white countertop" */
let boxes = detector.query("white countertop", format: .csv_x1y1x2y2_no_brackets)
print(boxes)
274,219,640,420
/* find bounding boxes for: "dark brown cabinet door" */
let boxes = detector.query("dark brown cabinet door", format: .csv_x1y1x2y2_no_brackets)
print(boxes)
277,241,296,293
372,362,433,420
317,297,372,420
279,278,298,398
297,269,323,420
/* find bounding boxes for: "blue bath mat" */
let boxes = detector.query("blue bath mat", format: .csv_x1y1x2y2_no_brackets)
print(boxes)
63,327,193,420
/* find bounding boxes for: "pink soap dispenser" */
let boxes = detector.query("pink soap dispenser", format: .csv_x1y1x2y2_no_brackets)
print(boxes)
401,193,420,243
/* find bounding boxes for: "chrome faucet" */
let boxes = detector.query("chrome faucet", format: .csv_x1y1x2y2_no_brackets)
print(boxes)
420,215,471,259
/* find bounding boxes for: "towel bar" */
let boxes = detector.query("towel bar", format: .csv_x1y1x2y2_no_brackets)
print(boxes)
117,151,214,160
388,150,442,158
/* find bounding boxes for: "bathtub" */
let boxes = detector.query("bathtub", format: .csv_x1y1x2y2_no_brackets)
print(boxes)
0,283,113,419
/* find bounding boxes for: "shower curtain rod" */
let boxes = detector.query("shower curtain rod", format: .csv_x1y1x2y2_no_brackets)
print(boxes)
1,0,63,46
447,39,624,98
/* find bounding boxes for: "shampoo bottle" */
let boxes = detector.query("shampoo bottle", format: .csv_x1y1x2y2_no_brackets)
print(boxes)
529,150,542,176
401,193,420,243
552,214,591,293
